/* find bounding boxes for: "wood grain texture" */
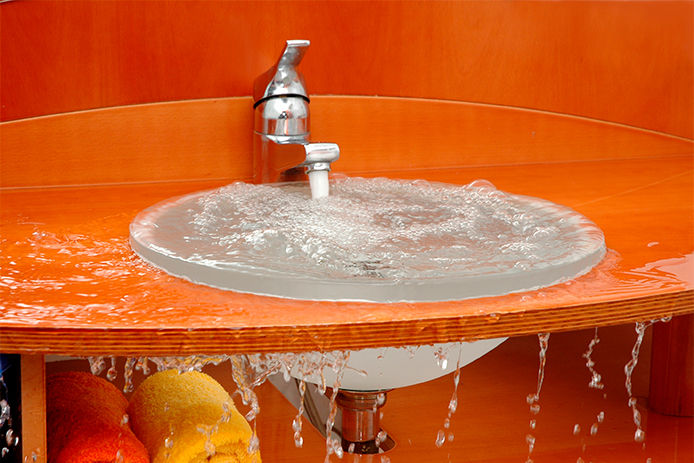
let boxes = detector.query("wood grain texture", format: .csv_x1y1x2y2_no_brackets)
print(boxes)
649,314,694,416
20,355,46,463
0,154,692,356
1,1,692,137
2,96,692,188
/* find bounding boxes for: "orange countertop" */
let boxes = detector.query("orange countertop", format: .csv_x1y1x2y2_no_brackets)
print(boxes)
1,156,692,356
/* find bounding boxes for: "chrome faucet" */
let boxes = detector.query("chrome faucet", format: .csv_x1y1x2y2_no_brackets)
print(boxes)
253,40,339,197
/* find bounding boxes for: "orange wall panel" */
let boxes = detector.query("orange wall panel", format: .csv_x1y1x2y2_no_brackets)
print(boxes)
1,1,692,138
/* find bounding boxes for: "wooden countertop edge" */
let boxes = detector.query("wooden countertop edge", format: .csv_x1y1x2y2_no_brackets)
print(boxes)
1,290,691,356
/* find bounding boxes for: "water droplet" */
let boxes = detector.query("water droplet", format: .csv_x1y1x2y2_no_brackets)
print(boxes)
106,357,118,382
88,356,105,376
448,395,458,414
573,424,580,435
347,443,355,454
120,414,129,426
590,423,598,436
380,456,391,463
435,430,446,447
596,411,605,423
1,448,8,458
634,429,646,442
526,434,536,454
447,433,454,442
5,429,14,446
165,437,174,449
376,430,388,447
530,403,541,415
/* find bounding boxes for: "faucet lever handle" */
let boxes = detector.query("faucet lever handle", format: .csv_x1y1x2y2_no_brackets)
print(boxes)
253,40,310,106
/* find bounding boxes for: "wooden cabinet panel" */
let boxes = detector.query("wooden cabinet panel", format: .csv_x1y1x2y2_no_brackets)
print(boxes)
1,1,692,138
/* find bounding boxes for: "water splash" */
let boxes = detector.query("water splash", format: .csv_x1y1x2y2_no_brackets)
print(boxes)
375,430,388,448
106,357,118,381
323,353,349,462
292,380,307,448
122,357,137,393
624,321,652,443
435,343,463,448
525,333,550,463
129,177,605,301
88,356,106,375
135,357,151,376
88,351,358,460
583,328,604,390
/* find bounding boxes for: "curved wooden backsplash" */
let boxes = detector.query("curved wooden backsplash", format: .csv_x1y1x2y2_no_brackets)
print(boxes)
2,96,691,189
1,1,692,138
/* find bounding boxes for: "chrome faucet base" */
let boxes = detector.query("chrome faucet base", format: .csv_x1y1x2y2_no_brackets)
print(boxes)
252,40,339,186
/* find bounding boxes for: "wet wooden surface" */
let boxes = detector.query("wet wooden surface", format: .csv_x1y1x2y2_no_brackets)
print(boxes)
1,154,692,355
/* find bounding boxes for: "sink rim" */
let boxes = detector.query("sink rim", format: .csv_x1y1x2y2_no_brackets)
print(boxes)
130,178,606,303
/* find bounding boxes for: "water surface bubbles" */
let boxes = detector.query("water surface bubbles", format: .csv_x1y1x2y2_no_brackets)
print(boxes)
130,177,605,301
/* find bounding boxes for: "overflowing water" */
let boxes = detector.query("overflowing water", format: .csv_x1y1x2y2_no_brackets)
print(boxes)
130,177,605,302
624,321,653,444
525,333,550,463
583,328,604,391
1,178,690,461
1,220,686,330
52,318,681,462
435,343,463,448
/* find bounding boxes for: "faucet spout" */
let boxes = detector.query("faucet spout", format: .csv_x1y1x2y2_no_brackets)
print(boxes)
252,40,340,193
252,137,339,184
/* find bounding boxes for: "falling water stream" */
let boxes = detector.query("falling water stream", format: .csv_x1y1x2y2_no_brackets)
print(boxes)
28,314,671,462
435,343,463,448
525,333,550,463
624,321,653,445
